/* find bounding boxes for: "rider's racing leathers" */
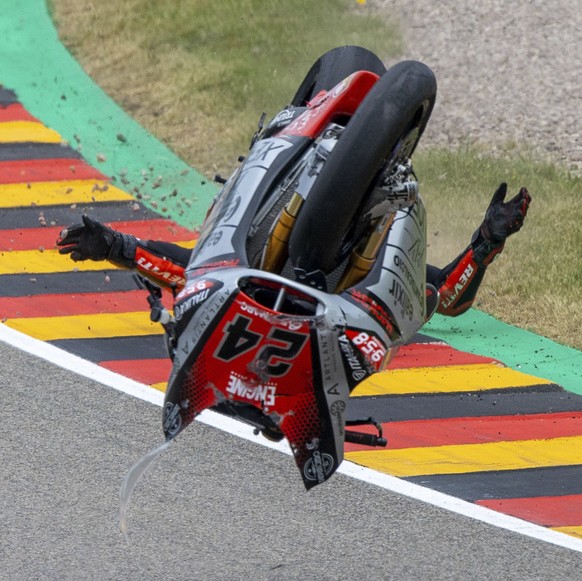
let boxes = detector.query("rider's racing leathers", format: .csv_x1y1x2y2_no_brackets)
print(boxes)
57,182,530,319
127,232,498,317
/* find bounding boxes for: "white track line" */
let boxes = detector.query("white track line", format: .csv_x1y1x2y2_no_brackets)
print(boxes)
2,322,582,554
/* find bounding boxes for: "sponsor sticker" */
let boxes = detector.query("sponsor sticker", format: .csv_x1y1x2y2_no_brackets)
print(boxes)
163,402,182,437
303,451,335,483
345,329,387,372
226,371,276,408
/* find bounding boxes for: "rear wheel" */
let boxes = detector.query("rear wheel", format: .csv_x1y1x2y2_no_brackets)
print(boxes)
288,60,437,275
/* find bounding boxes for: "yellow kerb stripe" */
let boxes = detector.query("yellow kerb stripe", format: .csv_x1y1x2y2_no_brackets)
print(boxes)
351,363,552,396
151,382,168,393
345,435,582,477
0,121,63,143
0,249,121,275
4,311,163,341
0,242,194,275
551,526,582,539
0,180,133,208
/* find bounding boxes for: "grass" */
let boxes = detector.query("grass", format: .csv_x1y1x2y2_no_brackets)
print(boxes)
49,0,582,350
50,0,400,177
417,148,582,348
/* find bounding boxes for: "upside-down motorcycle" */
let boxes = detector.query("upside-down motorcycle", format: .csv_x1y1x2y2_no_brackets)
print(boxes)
143,46,438,490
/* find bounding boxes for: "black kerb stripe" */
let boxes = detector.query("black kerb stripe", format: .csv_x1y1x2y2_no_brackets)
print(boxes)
0,142,83,161
0,270,140,296
0,88,18,105
49,334,167,363
0,201,163,230
404,464,582,502
347,387,582,423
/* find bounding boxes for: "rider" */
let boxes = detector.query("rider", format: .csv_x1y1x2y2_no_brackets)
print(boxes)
57,182,531,318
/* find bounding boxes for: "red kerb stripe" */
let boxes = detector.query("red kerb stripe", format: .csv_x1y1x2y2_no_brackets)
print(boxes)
0,220,195,251
344,412,582,452
476,494,582,527
100,358,172,384
388,342,499,369
0,103,39,123
0,158,107,184
0,291,165,318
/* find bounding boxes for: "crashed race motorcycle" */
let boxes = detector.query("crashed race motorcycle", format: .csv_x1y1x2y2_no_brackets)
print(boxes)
146,46,437,490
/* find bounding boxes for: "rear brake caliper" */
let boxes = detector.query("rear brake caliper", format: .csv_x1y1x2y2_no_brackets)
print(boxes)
370,160,419,218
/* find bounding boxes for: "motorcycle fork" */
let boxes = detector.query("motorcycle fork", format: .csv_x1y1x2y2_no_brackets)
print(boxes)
336,211,396,292
260,192,304,273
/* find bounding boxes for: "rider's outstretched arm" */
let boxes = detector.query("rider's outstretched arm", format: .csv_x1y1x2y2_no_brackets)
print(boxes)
428,183,531,316
57,215,190,289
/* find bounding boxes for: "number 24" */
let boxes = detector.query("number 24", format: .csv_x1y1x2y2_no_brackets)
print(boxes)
214,314,308,377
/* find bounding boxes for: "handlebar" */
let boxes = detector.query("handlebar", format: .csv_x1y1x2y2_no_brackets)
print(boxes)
344,429,387,447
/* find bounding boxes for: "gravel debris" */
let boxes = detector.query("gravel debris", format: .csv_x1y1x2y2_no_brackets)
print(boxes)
376,0,582,173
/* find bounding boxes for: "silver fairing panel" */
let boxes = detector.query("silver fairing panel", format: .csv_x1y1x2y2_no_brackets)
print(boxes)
345,198,428,345
186,137,296,272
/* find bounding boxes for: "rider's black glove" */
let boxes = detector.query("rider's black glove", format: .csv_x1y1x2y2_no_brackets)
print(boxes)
57,215,137,268
472,183,531,266
481,182,531,243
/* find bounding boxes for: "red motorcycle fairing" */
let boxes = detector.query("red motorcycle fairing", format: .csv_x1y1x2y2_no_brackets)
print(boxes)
279,70,380,139
159,63,431,489
164,270,363,489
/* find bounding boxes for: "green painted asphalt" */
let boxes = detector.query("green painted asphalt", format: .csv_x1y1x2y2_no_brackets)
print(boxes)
0,0,218,228
2,0,580,393
426,312,582,394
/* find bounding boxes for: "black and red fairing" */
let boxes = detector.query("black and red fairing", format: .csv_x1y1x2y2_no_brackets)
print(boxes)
278,70,380,139
185,70,382,277
163,273,350,489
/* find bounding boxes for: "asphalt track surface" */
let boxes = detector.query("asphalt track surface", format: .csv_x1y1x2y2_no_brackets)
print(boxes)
3,340,582,581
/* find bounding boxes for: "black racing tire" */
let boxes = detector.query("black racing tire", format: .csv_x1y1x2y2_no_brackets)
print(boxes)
288,60,437,275
291,46,387,107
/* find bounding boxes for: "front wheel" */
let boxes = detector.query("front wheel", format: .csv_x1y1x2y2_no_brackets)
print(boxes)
288,60,437,275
